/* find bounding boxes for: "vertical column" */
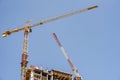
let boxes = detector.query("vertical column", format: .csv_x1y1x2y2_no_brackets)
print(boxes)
21,27,31,80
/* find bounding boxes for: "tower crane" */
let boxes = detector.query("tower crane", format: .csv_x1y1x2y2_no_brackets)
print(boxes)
53,33,82,80
2,5,98,80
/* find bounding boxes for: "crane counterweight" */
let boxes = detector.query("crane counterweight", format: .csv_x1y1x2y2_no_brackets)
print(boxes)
2,31,11,37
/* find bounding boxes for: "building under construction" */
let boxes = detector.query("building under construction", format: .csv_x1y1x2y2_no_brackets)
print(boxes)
25,66,72,80
25,65,81,80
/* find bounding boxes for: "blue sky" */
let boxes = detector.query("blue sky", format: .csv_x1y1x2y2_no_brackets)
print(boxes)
0,0,120,80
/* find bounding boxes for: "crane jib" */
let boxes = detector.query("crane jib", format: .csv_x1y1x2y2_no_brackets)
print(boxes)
2,5,98,38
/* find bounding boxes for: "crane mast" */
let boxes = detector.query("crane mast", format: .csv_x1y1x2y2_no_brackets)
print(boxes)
2,5,98,37
21,26,31,80
53,33,82,80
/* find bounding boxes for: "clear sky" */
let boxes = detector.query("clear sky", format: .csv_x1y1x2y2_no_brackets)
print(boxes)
0,0,120,80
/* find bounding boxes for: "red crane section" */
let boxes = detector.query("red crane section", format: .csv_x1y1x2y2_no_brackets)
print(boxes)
53,33,82,80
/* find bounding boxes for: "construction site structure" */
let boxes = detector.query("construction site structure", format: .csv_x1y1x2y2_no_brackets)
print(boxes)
2,5,98,80
25,65,72,80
